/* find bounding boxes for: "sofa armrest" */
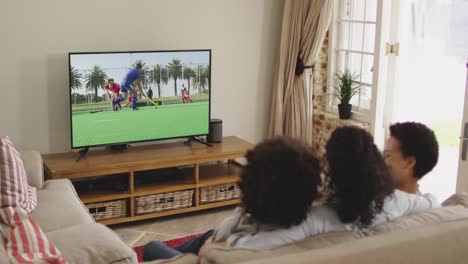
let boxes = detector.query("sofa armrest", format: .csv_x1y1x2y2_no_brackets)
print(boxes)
19,150,44,190
46,223,138,264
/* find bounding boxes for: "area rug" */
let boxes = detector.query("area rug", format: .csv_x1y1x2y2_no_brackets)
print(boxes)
133,233,203,262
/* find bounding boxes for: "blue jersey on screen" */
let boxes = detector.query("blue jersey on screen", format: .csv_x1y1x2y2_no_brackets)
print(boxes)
121,69,140,92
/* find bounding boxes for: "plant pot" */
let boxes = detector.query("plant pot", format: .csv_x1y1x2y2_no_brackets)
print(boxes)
338,103,352,119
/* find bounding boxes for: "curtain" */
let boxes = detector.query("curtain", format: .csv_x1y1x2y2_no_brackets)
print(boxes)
269,0,333,144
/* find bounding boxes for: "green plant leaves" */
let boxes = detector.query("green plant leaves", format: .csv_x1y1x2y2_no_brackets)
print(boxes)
329,68,361,105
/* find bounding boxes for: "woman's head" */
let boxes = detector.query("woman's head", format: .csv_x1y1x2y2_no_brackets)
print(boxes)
325,126,394,227
239,137,321,227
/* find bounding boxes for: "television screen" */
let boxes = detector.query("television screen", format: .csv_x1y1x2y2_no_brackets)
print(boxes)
69,50,211,149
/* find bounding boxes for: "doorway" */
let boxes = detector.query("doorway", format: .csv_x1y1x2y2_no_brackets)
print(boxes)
385,0,468,201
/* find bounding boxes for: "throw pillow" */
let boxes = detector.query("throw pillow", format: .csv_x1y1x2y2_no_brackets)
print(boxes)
0,136,37,213
0,206,67,264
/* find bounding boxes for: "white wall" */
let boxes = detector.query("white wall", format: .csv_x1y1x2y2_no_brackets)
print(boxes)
0,0,284,153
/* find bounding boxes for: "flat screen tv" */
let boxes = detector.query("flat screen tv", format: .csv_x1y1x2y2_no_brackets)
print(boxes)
68,50,211,149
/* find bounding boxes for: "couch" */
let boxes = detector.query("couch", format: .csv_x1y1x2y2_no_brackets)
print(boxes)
156,194,468,264
0,151,138,264
198,193,468,264
3,151,468,264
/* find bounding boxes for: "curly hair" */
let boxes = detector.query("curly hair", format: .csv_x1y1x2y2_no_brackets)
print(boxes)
239,137,321,227
325,126,394,227
389,122,439,179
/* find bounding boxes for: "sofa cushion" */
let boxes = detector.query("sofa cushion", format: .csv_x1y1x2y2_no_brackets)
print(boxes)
241,219,468,264
201,193,468,264
31,179,94,233
19,150,44,190
201,231,364,264
442,192,468,207
365,192,468,235
366,204,468,234
0,136,37,213
46,223,137,264
0,207,67,264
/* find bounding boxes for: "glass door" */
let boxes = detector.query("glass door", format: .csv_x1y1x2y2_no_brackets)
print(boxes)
385,0,468,201
457,62,468,193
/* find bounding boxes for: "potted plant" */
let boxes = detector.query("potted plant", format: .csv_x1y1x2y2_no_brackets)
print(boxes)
330,69,361,119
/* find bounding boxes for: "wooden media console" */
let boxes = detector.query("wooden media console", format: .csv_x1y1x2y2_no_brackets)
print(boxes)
42,136,253,225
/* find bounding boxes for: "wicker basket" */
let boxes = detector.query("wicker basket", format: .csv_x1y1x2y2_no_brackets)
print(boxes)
135,190,194,215
86,199,127,221
200,183,240,204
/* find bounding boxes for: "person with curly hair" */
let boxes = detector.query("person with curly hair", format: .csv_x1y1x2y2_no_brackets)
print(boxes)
142,137,321,261
384,122,439,197
325,126,438,227
228,126,439,249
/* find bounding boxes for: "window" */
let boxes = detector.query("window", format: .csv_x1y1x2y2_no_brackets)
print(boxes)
328,0,378,120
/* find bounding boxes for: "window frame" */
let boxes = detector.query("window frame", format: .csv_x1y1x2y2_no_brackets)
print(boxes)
326,0,379,123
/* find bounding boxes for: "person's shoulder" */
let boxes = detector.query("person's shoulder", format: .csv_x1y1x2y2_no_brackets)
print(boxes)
420,192,441,207
389,189,441,208
388,189,416,203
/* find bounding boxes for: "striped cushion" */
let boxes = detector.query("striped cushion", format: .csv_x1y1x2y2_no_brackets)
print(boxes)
0,137,37,213
0,207,67,264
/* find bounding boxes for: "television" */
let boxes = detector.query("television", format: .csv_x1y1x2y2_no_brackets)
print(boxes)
68,50,211,149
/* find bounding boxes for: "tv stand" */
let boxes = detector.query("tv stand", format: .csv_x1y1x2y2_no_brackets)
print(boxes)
184,136,213,147
75,147,89,162
42,136,253,225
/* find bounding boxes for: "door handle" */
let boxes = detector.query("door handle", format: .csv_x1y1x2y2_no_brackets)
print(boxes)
461,123,468,161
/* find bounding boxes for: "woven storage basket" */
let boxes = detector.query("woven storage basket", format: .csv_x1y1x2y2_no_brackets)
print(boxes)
86,199,127,221
135,189,194,215
200,183,240,204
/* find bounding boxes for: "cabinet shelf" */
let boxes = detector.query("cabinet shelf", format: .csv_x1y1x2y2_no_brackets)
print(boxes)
134,167,196,196
43,136,253,225
199,163,241,187
80,192,130,204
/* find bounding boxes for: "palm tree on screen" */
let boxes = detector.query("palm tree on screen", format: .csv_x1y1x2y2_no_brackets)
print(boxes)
194,65,209,93
70,67,83,104
85,65,107,99
167,59,183,96
70,67,83,90
182,66,195,93
149,65,168,98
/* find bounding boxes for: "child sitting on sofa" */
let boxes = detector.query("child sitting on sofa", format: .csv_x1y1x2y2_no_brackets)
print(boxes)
143,137,322,261
220,126,440,249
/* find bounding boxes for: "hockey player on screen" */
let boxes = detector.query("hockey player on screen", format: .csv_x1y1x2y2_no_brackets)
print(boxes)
121,63,144,110
104,78,123,111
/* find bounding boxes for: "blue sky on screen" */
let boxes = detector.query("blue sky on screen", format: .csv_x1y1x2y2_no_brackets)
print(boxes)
69,50,210,96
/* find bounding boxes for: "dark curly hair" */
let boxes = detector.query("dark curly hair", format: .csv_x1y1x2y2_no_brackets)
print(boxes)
389,122,439,179
326,126,394,227
239,137,321,227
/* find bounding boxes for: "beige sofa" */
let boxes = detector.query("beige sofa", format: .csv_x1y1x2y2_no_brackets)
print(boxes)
3,151,468,264
153,194,468,264
197,194,468,264
0,151,138,264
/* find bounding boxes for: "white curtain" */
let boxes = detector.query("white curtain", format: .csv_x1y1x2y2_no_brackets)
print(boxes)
269,0,333,144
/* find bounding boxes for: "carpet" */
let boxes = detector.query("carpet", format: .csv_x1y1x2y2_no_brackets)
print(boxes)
133,233,203,262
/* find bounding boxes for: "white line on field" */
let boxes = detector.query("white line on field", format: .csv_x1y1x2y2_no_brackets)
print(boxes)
95,119,120,123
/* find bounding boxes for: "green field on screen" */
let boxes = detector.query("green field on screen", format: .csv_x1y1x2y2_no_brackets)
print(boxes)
72,102,209,148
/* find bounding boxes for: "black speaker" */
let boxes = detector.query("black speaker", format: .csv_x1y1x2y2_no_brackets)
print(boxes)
208,118,223,143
